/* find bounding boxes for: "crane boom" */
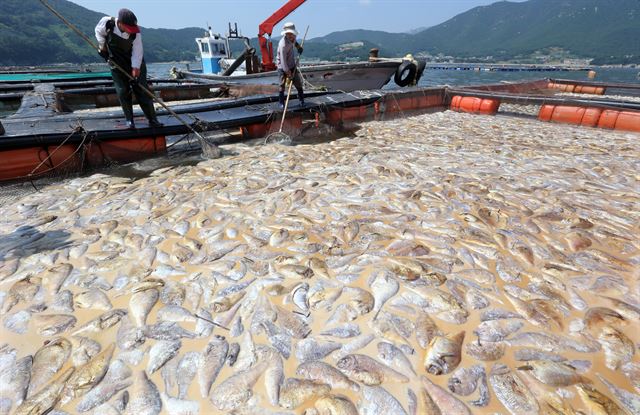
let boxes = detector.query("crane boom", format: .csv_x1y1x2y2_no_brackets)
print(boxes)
258,0,306,72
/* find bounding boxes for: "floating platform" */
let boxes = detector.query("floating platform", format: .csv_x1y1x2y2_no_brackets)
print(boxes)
1,78,639,182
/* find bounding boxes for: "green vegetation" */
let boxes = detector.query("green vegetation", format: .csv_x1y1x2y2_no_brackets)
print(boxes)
1,0,639,66
0,0,202,65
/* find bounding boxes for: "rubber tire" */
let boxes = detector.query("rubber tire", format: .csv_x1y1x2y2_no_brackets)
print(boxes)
394,61,417,87
415,60,427,83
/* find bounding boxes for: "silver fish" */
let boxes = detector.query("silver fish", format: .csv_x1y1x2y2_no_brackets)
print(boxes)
198,335,228,398
123,371,162,415
489,364,539,415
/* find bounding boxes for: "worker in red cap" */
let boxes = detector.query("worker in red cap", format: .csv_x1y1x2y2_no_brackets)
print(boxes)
95,9,162,129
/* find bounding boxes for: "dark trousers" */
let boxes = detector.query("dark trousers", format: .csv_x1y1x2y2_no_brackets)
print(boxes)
279,68,304,103
111,62,157,122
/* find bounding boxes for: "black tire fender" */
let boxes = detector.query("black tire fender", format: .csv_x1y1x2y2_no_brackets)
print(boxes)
415,60,427,83
394,61,417,87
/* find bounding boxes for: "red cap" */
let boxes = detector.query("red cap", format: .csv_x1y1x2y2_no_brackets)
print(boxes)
120,23,140,34
118,9,140,33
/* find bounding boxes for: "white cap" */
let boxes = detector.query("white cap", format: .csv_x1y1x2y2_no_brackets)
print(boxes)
281,22,298,36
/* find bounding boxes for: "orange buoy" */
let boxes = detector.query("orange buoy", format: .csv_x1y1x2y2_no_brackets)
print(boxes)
598,110,640,132
0,145,81,181
450,96,500,115
538,105,603,127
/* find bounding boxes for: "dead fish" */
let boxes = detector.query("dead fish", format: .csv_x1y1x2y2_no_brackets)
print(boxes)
157,305,196,323
598,325,635,370
448,365,484,396
0,352,31,407
76,359,132,412
147,340,181,374
144,321,196,341
279,378,331,409
211,290,246,313
160,393,199,415
489,364,539,415
371,272,399,317
210,361,267,411
33,314,77,336
123,371,162,415
424,331,464,375
116,315,146,351
474,319,524,342
130,288,159,327
70,336,102,367
198,335,228,398
296,361,360,392
423,374,473,414
513,348,566,362
28,337,72,397
315,395,359,415
74,309,127,336
415,313,441,349
14,367,75,415
296,337,342,363
74,288,112,311
335,334,375,359
465,340,506,361
61,343,115,404
517,360,585,387
2,276,41,313
386,257,446,285
576,383,627,415
275,305,311,338
176,352,200,399
42,264,73,293
161,356,179,397
336,354,409,385
255,345,284,407
585,307,627,329
597,374,640,415
359,385,408,415
344,286,374,315
377,342,415,375
320,323,361,338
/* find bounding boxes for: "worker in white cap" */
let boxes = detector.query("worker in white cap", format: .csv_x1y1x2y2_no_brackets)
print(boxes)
276,22,305,108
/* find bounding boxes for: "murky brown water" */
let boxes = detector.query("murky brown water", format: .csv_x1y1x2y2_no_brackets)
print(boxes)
1,109,638,414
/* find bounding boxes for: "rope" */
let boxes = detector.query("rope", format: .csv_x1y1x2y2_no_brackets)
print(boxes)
38,0,221,158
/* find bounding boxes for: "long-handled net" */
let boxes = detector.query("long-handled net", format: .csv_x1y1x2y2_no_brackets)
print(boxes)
264,26,310,146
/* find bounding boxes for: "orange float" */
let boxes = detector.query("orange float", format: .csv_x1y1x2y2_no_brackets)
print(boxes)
597,110,640,132
538,105,603,127
0,137,166,182
450,96,500,115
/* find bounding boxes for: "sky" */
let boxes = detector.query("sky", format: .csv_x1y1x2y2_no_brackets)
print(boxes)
69,0,527,38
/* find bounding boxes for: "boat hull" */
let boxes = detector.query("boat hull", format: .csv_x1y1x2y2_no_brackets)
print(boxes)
176,61,401,91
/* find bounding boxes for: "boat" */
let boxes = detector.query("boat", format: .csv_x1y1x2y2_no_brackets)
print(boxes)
172,0,425,91
1,77,639,182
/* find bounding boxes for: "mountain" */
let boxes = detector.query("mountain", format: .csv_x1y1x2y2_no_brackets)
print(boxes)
1,0,638,66
308,0,640,63
408,0,640,63
0,0,203,65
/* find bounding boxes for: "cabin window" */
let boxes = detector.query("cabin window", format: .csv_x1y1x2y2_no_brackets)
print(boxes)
201,42,210,54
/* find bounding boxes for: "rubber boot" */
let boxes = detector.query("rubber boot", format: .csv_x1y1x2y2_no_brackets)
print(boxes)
298,92,305,107
278,91,285,109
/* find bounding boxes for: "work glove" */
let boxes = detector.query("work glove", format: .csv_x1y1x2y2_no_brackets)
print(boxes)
295,42,303,54
98,47,109,62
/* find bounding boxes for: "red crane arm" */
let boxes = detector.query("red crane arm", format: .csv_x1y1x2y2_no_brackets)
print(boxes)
258,0,307,72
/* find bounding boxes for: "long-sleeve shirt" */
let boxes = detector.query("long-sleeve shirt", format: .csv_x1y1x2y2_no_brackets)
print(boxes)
95,16,143,69
276,37,296,73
